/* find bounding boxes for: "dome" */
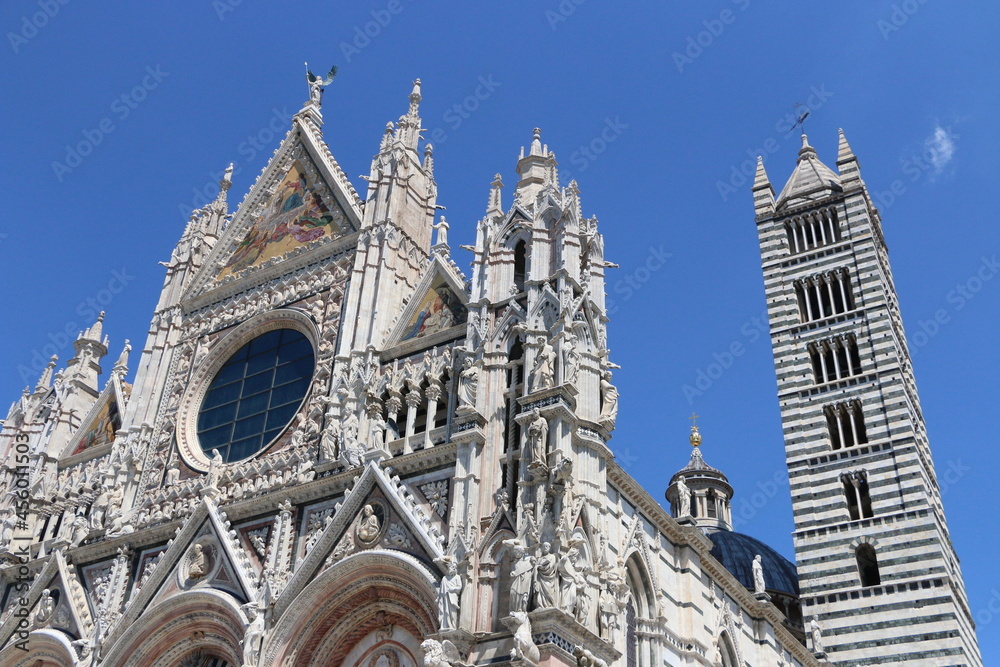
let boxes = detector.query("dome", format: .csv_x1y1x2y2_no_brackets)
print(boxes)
704,529,800,597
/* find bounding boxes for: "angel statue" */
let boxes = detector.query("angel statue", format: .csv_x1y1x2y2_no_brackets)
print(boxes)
306,64,338,106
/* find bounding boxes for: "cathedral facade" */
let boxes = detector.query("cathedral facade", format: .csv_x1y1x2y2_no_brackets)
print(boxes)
0,76,980,667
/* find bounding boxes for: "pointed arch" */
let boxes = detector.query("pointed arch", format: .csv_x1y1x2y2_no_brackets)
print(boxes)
100,589,246,667
262,550,438,667
0,629,75,667
622,553,656,667
718,631,739,667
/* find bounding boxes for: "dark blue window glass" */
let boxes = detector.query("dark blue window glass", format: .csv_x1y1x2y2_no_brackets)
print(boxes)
197,329,314,462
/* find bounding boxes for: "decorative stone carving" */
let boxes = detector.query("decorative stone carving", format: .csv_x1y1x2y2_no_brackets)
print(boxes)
573,647,608,667
385,523,411,549
187,543,209,581
33,589,56,626
418,480,449,517
356,503,382,544
502,610,539,665
420,638,461,667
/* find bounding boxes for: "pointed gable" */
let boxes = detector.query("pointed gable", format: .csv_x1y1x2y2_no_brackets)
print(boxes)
184,107,364,301
60,374,127,460
216,155,354,281
386,258,468,348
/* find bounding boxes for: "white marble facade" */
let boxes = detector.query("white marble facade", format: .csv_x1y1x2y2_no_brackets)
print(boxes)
0,77,821,667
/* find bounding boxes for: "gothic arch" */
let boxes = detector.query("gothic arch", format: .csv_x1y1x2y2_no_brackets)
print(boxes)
262,550,438,667
623,553,656,667
718,631,739,667
481,528,516,631
100,588,245,667
0,629,75,667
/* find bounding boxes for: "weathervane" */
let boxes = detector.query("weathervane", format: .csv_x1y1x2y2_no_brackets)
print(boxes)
305,63,338,107
791,102,810,134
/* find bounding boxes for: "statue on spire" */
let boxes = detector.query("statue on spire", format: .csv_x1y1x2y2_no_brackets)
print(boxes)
305,64,338,106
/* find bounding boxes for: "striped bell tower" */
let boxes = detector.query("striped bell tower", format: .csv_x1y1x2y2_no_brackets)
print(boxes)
752,132,982,666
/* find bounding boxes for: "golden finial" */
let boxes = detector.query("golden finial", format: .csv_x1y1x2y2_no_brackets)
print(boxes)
688,412,702,447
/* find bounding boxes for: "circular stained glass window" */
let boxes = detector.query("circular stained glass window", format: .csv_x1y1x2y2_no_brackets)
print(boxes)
197,328,314,463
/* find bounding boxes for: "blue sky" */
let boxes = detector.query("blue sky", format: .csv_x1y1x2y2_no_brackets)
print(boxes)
2,0,998,659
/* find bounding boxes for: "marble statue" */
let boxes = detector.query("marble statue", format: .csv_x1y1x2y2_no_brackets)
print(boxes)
676,477,691,518
810,618,824,654
502,611,540,664
598,372,619,428
504,539,535,613
534,542,559,609
530,339,556,392
437,558,463,631
457,356,479,408
752,554,766,595
525,408,549,467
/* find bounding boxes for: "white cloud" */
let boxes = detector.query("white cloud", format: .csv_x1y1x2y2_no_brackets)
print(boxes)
924,124,957,176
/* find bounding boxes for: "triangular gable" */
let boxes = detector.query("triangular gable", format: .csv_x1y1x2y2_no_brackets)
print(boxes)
184,111,364,300
0,550,95,647
60,376,126,460
274,462,445,619
104,498,258,651
386,257,468,347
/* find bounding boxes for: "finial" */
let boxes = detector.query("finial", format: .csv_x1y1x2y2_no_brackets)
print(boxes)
221,163,234,190
688,413,702,447
408,78,422,116
530,127,542,156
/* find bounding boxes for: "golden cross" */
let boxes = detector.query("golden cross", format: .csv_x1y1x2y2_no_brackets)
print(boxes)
689,412,699,428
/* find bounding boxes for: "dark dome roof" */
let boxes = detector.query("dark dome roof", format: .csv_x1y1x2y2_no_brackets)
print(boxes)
705,529,799,597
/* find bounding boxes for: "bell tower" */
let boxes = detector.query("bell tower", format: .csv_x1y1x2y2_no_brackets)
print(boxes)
753,132,982,665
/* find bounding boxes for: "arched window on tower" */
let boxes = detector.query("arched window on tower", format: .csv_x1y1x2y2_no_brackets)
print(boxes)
513,240,527,293
856,543,881,587
841,470,874,521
